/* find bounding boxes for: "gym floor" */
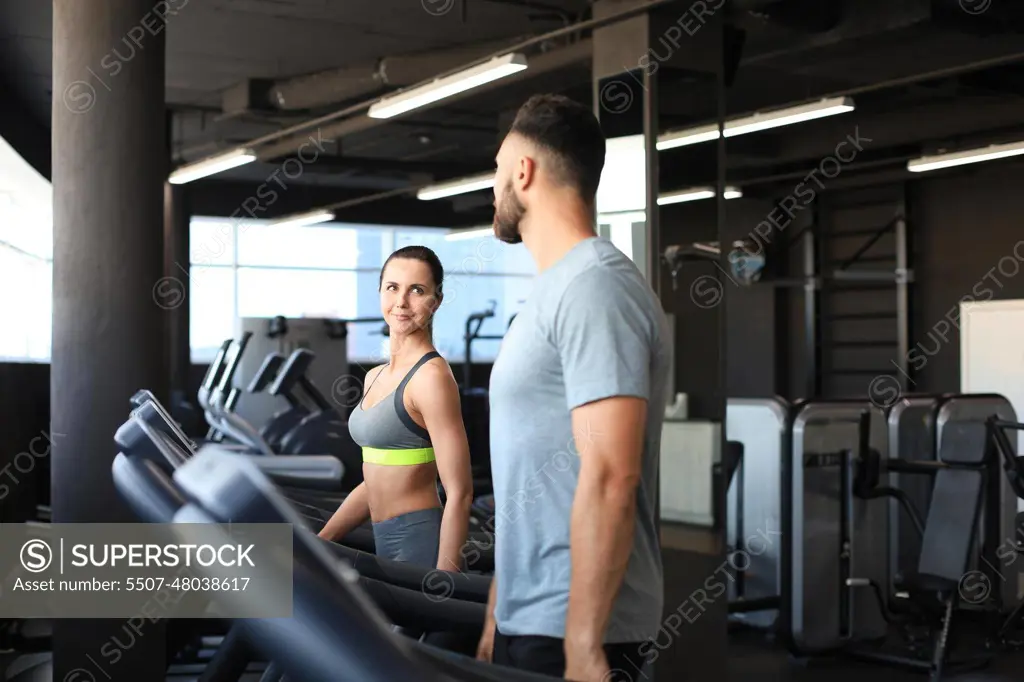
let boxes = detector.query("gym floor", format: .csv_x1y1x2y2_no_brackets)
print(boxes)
728,633,1023,681
667,530,1024,681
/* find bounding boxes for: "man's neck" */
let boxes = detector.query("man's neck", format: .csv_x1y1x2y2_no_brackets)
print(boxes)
521,196,596,273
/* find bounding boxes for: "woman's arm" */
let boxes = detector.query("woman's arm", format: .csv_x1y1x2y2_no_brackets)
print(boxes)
317,482,371,541
412,362,473,572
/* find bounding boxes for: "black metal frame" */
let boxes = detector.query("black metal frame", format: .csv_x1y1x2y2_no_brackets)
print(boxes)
461,300,508,389
784,408,1003,681
719,440,783,619
834,416,998,679
754,191,914,398
984,418,1024,647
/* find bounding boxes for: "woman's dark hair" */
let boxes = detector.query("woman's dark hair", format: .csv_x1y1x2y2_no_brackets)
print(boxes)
379,245,444,297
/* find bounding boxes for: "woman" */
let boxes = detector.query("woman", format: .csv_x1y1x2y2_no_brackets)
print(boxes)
318,245,473,572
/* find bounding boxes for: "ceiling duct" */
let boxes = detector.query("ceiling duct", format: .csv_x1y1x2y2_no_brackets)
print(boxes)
254,37,592,161
225,37,530,115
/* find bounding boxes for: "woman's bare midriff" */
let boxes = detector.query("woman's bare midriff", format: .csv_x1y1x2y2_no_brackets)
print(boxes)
363,461,441,523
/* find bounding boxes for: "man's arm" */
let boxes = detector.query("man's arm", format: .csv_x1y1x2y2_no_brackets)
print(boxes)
564,397,646,656
476,575,499,661
552,267,656,680
412,362,474,572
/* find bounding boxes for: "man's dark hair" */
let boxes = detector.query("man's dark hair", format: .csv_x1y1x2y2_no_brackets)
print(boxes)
508,94,606,201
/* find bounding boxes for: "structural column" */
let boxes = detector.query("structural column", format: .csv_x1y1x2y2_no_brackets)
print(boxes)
52,1,168,678
164,182,191,405
592,2,729,681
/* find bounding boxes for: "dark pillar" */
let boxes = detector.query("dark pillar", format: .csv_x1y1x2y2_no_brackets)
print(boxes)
164,182,191,405
52,1,168,679
592,3,726,680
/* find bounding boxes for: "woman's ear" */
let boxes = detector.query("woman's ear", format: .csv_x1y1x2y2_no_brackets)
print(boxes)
433,293,443,312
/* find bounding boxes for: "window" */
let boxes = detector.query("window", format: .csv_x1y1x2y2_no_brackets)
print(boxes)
188,218,534,364
188,266,236,362
236,268,358,318
0,135,53,363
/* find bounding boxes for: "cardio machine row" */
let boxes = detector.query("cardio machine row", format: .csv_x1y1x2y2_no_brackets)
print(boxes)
109,390,543,682
196,332,498,534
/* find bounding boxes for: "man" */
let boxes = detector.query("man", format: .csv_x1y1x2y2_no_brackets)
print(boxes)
477,94,670,682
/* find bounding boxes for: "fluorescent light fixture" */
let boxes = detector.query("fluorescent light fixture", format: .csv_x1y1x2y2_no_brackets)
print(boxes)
907,140,1024,173
724,97,855,138
417,172,496,201
268,209,335,229
656,123,720,151
600,211,647,224
444,226,494,242
657,186,742,205
657,97,855,151
368,53,529,119
168,148,257,184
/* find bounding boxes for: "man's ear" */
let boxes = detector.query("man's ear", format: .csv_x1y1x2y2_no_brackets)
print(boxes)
518,155,537,191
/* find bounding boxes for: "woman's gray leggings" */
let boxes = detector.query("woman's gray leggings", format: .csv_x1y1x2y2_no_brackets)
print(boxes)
371,507,442,568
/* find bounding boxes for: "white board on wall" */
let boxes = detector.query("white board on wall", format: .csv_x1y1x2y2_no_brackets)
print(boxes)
960,299,1024,442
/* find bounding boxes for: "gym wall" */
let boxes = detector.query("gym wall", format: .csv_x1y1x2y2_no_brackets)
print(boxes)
657,158,1024,403
2,160,1024,521
909,161,1024,394
0,362,49,522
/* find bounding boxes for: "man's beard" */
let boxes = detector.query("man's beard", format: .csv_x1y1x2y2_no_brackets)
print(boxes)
493,180,526,245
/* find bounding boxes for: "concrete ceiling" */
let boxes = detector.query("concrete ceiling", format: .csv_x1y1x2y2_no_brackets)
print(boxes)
1,0,1024,225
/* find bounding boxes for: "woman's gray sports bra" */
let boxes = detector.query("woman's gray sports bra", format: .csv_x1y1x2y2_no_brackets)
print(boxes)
348,351,440,466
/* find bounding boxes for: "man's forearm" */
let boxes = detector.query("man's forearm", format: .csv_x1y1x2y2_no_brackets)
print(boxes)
437,493,472,571
565,469,637,650
486,574,498,622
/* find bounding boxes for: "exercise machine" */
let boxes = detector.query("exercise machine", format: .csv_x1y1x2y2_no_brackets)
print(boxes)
461,301,516,498
198,336,365,490
120,445,571,682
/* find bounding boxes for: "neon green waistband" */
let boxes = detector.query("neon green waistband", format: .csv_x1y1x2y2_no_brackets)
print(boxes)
362,446,436,466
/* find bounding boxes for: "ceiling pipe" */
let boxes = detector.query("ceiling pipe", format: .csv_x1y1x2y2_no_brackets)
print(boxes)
255,37,592,161
265,38,527,111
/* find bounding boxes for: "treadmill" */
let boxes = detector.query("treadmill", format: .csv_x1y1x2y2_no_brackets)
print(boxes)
119,394,494,587
141,374,499,572
115,444,559,682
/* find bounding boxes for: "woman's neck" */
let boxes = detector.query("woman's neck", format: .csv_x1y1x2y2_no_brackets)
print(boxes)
387,330,433,368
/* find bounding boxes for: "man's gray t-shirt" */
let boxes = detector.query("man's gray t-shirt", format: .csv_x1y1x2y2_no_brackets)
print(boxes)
489,236,669,643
